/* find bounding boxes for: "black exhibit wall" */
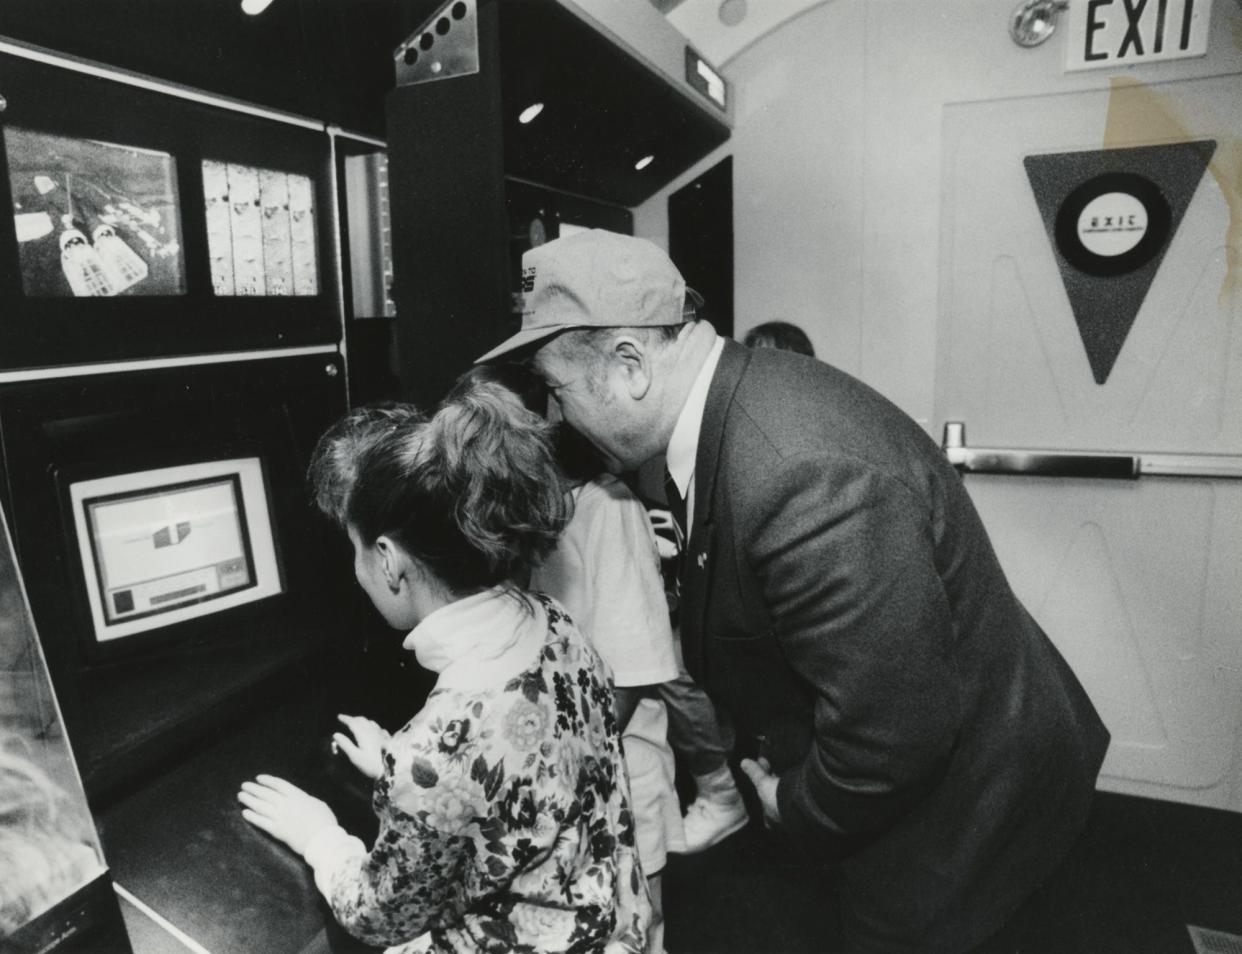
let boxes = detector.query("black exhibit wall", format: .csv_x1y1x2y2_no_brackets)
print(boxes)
0,0,401,139
0,355,353,798
669,155,734,337
504,177,634,318
384,0,730,410
386,0,510,410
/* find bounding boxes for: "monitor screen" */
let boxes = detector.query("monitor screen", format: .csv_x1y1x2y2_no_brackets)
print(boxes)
342,150,396,319
4,125,186,298
68,458,283,645
203,159,320,297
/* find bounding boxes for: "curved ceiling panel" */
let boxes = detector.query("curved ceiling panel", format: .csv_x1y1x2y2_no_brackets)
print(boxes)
666,0,830,67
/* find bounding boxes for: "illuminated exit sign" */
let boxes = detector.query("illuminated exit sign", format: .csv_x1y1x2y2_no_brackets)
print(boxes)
1065,0,1212,72
685,48,727,111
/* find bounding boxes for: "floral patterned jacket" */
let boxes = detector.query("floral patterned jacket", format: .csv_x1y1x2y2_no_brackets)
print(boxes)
304,591,650,953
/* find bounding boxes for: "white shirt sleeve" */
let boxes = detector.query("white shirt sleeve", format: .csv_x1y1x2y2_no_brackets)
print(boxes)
303,824,367,899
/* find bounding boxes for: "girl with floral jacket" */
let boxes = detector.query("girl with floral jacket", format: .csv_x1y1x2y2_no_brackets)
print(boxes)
238,388,650,953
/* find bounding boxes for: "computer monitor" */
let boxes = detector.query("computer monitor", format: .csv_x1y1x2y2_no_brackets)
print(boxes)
4,124,186,298
66,457,283,650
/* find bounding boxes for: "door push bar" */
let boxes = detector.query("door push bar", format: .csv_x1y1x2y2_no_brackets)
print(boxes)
941,422,1242,480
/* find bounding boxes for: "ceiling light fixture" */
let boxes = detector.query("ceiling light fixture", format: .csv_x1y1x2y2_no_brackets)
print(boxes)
718,0,748,27
1009,0,1068,47
241,0,275,14
518,103,544,124
634,155,655,171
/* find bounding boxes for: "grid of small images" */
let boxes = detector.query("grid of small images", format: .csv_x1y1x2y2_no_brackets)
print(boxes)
203,160,319,297
5,126,185,298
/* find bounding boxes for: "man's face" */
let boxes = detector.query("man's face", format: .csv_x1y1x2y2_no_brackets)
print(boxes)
533,337,646,471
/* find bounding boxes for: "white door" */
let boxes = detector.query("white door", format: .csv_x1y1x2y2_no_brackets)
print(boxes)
935,75,1242,810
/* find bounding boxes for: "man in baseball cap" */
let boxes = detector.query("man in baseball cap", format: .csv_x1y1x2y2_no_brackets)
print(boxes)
475,228,698,365
475,227,1109,953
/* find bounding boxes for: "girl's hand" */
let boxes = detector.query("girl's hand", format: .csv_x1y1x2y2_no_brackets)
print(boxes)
332,714,390,781
238,775,338,855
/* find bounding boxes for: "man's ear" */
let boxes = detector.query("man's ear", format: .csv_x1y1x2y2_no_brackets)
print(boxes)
612,335,652,400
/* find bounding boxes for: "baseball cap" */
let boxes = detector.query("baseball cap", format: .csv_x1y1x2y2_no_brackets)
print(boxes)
475,228,694,364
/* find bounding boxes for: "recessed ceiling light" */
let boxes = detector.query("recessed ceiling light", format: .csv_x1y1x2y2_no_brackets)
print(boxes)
241,0,275,15
518,103,544,124
634,155,654,171
718,0,748,27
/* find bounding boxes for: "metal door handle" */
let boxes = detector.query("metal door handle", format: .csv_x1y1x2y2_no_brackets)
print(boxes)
941,423,1242,480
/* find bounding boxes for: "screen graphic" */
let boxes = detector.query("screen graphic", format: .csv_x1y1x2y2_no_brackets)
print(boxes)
84,476,254,626
203,160,319,297
5,126,185,298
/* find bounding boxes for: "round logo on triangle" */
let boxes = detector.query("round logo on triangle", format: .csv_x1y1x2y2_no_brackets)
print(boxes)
1076,192,1148,257
1054,172,1170,277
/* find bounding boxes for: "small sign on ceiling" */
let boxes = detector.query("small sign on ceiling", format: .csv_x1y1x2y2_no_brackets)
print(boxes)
1064,0,1212,72
685,48,727,111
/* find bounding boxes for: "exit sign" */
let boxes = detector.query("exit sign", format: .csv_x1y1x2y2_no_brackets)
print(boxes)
1065,0,1212,72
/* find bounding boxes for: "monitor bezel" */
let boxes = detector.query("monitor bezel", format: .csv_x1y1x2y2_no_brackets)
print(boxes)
57,449,288,661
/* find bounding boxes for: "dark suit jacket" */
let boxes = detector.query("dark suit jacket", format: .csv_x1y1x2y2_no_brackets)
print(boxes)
679,341,1109,953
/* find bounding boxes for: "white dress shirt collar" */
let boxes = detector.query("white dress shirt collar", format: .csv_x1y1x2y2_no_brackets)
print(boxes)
664,334,724,523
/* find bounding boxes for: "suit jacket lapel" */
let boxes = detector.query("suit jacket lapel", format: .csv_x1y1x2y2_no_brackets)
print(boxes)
680,339,750,676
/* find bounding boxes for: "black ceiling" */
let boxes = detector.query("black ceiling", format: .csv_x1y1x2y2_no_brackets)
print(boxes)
498,1,729,207
0,0,728,207
0,0,402,137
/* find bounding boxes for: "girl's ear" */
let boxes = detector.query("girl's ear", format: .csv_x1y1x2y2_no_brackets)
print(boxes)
374,535,403,593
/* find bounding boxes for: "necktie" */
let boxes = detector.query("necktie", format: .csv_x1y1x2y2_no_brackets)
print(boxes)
663,466,688,566
661,467,688,625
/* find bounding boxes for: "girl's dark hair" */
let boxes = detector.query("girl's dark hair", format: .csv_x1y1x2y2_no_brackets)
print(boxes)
307,401,425,527
343,382,569,595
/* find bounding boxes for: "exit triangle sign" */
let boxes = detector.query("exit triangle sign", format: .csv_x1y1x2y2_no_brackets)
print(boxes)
1023,140,1215,384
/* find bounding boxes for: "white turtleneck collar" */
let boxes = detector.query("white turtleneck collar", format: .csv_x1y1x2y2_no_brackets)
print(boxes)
402,585,546,691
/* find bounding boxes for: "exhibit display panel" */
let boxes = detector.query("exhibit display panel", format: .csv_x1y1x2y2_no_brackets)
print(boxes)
339,147,395,321
0,354,348,796
0,50,339,369
0,497,129,951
